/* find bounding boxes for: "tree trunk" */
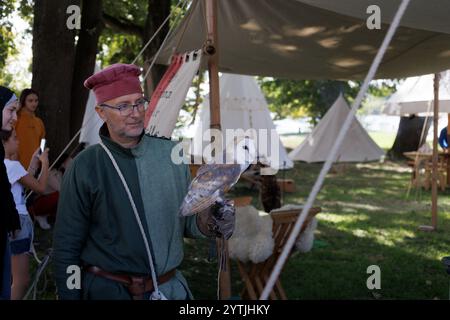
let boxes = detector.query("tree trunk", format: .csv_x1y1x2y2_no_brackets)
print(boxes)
142,0,171,96
388,115,432,160
32,0,80,162
70,0,104,137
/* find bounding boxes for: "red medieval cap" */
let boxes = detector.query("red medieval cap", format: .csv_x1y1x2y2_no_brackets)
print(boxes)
84,63,142,105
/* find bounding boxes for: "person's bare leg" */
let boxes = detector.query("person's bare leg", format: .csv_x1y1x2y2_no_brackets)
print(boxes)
11,254,30,300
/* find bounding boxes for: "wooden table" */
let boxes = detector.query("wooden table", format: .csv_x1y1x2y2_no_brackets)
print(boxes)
404,151,450,190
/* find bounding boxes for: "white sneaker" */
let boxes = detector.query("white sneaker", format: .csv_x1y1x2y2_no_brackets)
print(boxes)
35,216,51,230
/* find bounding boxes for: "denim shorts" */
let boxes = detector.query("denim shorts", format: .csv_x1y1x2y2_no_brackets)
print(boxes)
9,214,34,255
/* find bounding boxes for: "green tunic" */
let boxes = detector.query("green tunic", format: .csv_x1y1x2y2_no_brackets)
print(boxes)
53,126,204,300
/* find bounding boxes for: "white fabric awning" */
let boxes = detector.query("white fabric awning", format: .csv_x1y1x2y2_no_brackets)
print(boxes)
157,0,450,80
382,71,450,115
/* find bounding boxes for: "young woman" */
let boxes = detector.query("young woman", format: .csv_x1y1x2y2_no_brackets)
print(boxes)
15,89,46,168
1,129,49,300
0,85,20,300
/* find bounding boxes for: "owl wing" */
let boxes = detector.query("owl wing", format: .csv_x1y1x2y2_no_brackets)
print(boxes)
180,164,242,216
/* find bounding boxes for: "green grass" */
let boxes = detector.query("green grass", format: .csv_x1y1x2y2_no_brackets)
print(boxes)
368,132,396,151
182,161,450,300
31,158,450,300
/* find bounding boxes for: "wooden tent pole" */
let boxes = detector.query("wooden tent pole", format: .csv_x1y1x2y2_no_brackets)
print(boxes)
431,73,440,230
420,73,440,232
205,0,231,300
205,0,221,131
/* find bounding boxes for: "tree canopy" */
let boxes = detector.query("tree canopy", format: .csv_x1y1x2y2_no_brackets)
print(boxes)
259,78,398,123
0,0,17,86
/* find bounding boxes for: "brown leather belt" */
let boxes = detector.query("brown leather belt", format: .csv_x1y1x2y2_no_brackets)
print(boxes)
85,266,176,300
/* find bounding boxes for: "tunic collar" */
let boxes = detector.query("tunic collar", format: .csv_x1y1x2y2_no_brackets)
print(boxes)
99,123,146,158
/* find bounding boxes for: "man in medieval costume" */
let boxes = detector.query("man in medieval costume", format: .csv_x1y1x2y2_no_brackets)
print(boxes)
53,63,234,300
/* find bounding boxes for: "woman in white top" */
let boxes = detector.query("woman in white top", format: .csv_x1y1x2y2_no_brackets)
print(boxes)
1,129,49,300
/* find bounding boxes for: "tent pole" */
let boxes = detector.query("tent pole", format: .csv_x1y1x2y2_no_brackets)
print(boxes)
205,0,231,300
421,73,440,231
431,73,440,230
205,0,221,131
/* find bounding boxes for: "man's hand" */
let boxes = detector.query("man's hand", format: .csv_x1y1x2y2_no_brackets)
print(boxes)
197,198,236,240
209,199,235,240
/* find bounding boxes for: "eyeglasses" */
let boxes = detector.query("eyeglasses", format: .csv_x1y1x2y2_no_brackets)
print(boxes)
100,97,149,116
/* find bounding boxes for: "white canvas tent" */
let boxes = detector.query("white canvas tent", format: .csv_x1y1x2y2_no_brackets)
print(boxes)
157,0,450,80
79,85,103,146
382,71,450,115
289,95,384,163
190,73,293,170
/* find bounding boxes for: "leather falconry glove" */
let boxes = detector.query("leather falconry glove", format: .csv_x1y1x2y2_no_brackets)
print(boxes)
196,198,236,240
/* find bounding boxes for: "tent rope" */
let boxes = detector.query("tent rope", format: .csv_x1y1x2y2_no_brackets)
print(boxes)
142,0,191,81
131,0,187,65
260,0,411,300
23,249,52,300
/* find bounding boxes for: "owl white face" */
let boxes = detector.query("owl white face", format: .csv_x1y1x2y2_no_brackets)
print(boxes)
234,136,257,166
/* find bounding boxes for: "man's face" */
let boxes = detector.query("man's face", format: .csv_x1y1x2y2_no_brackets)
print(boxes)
2,100,18,131
95,92,145,143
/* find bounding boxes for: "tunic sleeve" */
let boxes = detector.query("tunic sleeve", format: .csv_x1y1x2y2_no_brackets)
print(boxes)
182,164,206,239
53,160,91,300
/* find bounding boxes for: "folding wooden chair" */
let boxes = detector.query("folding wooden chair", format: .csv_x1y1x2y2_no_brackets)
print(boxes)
236,207,321,300
423,156,447,191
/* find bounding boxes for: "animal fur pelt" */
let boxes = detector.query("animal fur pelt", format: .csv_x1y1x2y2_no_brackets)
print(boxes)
295,217,317,253
229,205,274,263
229,204,318,264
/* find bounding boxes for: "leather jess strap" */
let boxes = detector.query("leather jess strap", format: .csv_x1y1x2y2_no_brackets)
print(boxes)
86,266,176,299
